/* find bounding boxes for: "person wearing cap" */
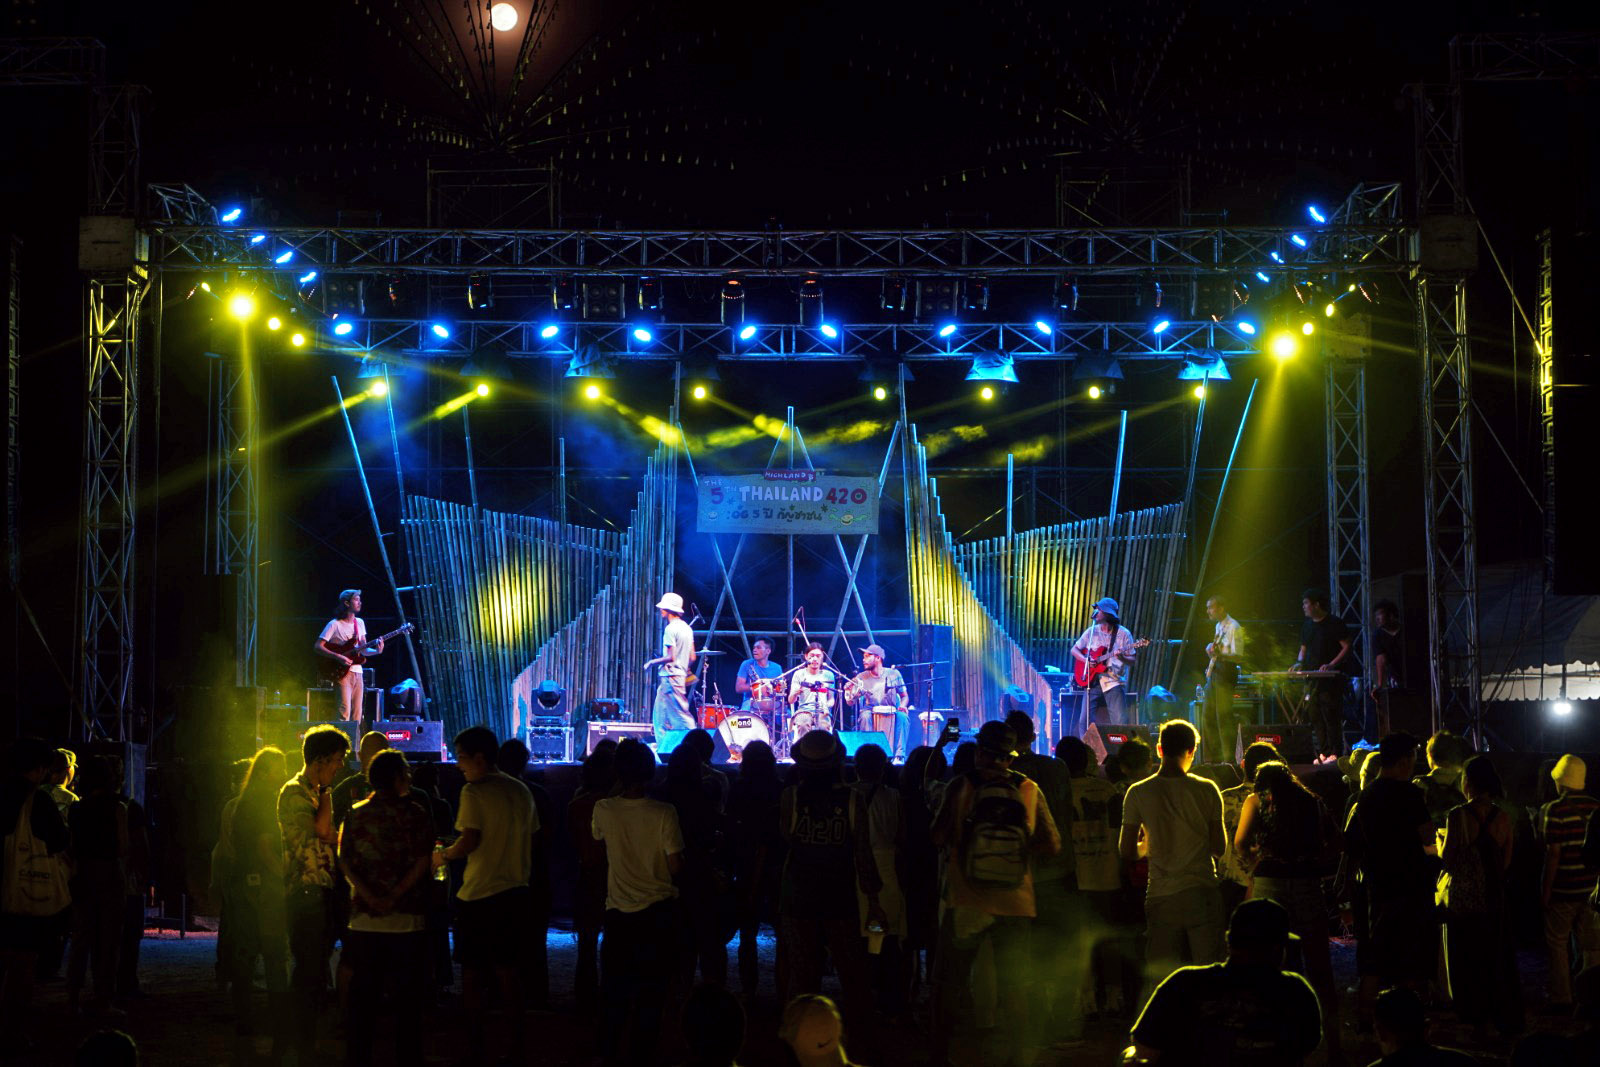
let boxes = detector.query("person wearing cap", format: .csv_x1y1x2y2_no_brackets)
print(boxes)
1072,598,1140,726
1342,732,1436,1030
644,593,697,735
314,589,384,724
1125,898,1322,1066
1294,588,1352,758
930,720,1061,1066
1119,719,1227,1006
777,731,882,1044
844,644,910,761
1538,753,1600,1011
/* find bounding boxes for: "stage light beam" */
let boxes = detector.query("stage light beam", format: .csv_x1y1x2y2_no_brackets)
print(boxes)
1269,332,1299,360
1290,234,1308,248
819,323,839,339
475,383,491,398
1193,385,1206,399
290,332,307,348
333,321,355,337
1308,205,1327,223
1152,319,1171,335
369,380,389,398
738,324,757,341
873,386,888,401
1035,321,1053,335
979,385,995,400
583,383,601,400
431,323,451,339
220,207,243,223
938,323,957,338
266,316,282,331
539,324,560,339
632,327,654,344
1087,384,1102,400
692,384,707,400
1301,320,1316,336
227,293,256,321
1237,320,1258,336
274,249,294,265
1552,699,1574,717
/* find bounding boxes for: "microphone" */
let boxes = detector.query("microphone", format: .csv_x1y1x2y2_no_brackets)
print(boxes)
689,602,704,626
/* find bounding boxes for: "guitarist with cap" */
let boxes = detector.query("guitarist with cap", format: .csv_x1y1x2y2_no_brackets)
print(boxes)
1071,597,1144,727
314,589,385,722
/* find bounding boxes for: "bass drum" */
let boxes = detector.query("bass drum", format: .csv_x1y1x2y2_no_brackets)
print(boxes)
717,714,772,763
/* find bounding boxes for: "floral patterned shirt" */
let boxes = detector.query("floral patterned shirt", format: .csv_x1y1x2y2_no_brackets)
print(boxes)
278,772,336,890
340,792,435,920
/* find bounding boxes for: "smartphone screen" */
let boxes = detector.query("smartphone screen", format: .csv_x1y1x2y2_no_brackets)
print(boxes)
947,716,960,731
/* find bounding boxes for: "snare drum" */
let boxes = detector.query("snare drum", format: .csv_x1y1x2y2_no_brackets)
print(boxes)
718,714,772,763
790,710,834,742
699,704,735,730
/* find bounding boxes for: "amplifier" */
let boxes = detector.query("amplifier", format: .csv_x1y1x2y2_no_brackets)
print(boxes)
372,720,445,760
585,720,653,756
1240,722,1315,765
586,698,626,721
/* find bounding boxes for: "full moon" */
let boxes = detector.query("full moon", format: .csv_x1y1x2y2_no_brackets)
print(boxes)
489,3,518,32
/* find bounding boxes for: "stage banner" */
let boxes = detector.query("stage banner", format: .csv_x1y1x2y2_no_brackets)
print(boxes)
696,470,880,535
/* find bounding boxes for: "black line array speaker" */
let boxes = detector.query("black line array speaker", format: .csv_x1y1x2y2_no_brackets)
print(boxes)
916,624,954,713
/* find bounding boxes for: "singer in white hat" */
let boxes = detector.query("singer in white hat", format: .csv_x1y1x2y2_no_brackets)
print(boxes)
643,592,697,733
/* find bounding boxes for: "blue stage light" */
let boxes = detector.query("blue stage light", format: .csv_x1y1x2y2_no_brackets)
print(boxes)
274,249,294,264
1308,205,1327,223
298,271,318,284
220,207,243,223
819,323,838,339
937,323,957,338
539,324,560,339
738,324,757,341
333,321,355,337
632,327,654,344
1237,320,1258,336
1152,319,1171,334
249,234,267,246
1255,271,1271,283
1035,321,1053,335
430,323,450,339
1269,251,1283,264
1290,234,1308,248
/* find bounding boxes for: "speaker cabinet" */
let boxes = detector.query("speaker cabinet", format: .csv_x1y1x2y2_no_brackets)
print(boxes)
838,730,892,757
372,720,445,760
1239,723,1315,764
585,721,654,757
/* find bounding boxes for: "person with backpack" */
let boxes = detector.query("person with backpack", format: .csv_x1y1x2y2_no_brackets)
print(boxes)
1119,719,1226,1006
929,720,1061,1067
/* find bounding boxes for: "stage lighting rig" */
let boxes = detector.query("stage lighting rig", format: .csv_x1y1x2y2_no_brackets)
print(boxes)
1056,276,1080,314
324,275,366,318
1072,353,1122,400
550,277,576,312
582,278,625,321
636,275,662,313
467,272,493,311
881,275,908,315
798,274,824,326
966,276,989,312
1178,353,1231,382
965,352,1019,386
719,276,745,325
916,278,963,321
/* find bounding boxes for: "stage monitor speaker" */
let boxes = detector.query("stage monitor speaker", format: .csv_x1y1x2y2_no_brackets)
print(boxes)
373,720,444,759
585,721,653,756
838,730,892,757
916,624,954,713
1084,723,1147,757
1240,723,1315,765
655,729,689,759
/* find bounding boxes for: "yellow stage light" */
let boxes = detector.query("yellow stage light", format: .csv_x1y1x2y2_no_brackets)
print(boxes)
1268,332,1299,360
227,293,257,321
1301,320,1315,336
475,383,491,398
692,384,707,400
290,332,307,348
873,386,888,401
1087,384,1102,400
583,383,601,400
266,315,283,331
979,385,995,400
1323,303,1336,318
200,281,212,293
369,380,389,398
1193,385,1206,399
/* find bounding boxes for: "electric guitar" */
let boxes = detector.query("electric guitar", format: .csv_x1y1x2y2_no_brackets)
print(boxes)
1073,636,1149,688
318,622,413,685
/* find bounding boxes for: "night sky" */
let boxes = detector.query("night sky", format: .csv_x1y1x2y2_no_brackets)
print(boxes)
2,1,1595,744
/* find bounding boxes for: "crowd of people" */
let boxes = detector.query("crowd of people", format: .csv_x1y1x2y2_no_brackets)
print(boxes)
2,715,1599,1065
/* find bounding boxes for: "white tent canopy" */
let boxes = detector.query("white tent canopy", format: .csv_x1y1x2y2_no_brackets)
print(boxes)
1472,562,1600,702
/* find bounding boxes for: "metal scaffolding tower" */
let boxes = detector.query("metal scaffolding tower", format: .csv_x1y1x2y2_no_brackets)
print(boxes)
1538,230,1555,589
205,342,259,686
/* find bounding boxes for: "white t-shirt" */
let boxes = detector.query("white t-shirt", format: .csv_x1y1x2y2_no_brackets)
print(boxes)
455,770,536,902
1074,624,1138,691
790,667,836,715
319,617,367,677
660,617,695,679
1121,771,1223,900
591,795,685,913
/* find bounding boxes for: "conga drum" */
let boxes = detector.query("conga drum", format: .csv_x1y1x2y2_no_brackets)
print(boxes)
871,705,898,751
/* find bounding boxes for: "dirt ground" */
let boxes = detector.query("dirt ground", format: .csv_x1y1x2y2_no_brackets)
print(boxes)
9,919,1589,1066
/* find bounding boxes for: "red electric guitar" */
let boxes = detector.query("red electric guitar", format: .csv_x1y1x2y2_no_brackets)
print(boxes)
318,622,414,684
1073,636,1149,688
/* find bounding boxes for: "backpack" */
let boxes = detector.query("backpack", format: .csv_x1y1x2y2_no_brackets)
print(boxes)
960,770,1032,890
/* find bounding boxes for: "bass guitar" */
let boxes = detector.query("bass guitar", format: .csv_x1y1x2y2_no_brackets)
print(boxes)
318,622,413,685
1073,636,1149,688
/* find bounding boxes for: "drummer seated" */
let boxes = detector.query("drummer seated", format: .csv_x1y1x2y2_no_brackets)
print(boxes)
855,705,911,763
